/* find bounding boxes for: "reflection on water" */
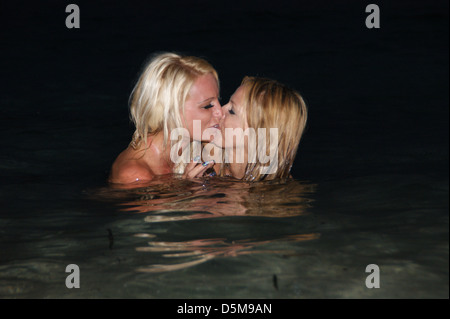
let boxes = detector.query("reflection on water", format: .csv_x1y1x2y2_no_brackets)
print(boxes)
94,176,319,273
134,233,320,273
103,176,317,221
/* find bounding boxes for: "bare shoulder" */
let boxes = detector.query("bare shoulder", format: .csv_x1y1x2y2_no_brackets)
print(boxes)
109,148,154,184
109,161,153,184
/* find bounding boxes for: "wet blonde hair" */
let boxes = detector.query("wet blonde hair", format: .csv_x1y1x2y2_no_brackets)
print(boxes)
239,76,307,181
129,52,219,173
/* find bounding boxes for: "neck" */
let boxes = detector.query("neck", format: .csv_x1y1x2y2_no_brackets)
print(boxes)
144,132,174,172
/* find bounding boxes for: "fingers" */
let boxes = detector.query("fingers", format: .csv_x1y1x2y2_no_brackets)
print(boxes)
183,157,215,179
185,156,200,171
190,161,215,178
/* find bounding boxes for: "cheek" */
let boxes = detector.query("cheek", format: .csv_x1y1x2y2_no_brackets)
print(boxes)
227,117,241,130
195,111,212,127
184,109,210,130
222,116,231,128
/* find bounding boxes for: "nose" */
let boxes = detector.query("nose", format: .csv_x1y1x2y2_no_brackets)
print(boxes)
212,101,223,119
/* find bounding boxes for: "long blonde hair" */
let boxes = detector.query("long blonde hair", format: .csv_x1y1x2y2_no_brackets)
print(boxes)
240,76,308,181
128,52,219,173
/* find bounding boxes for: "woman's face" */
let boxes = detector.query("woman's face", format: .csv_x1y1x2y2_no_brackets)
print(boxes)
219,85,249,149
183,73,223,142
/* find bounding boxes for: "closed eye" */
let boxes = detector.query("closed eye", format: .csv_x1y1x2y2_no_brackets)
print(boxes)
229,99,236,115
203,104,214,109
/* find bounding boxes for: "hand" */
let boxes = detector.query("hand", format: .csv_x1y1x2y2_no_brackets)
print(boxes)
182,156,215,179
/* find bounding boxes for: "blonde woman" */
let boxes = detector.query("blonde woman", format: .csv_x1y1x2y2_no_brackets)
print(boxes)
216,76,307,181
109,52,223,184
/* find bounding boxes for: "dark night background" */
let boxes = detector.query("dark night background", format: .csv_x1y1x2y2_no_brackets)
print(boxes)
0,0,448,299
1,0,448,186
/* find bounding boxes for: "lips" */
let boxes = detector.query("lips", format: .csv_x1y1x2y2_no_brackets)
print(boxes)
210,124,220,129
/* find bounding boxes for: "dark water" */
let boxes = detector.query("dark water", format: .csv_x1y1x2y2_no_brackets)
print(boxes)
0,0,448,298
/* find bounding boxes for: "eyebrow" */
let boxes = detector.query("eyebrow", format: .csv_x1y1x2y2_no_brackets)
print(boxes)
197,97,215,105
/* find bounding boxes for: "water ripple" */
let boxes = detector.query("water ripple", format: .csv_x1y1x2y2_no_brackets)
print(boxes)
91,176,318,272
